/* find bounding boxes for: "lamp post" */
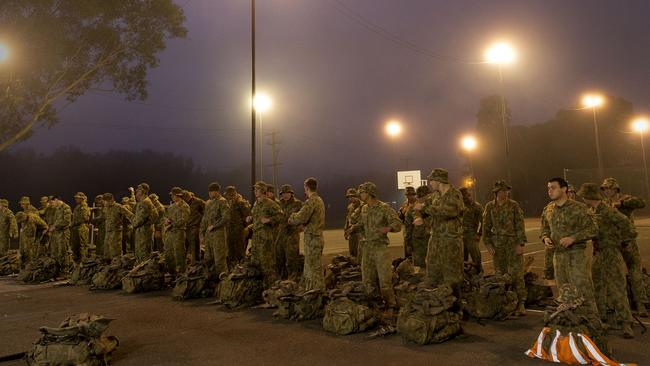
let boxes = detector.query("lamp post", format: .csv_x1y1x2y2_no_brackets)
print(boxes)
461,135,478,198
253,93,272,180
632,116,650,200
581,93,605,180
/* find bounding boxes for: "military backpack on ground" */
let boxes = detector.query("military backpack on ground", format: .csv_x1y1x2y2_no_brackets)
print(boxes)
25,313,119,366
393,258,426,308
324,255,361,289
70,256,105,286
17,256,58,284
0,249,20,275
214,261,264,309
172,262,214,300
263,280,325,321
90,254,136,290
322,282,379,335
122,252,165,294
461,274,518,320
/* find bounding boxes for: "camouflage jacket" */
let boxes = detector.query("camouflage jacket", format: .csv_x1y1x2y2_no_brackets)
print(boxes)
101,203,134,232
228,196,252,229
482,199,526,246
351,200,401,245
280,197,303,235
18,212,48,238
462,200,483,238
406,200,432,239
186,197,206,228
200,196,230,237
133,197,158,229
590,202,636,250
420,187,464,238
604,193,646,223
52,203,72,232
345,200,361,232
151,200,166,228
72,202,91,228
251,197,283,239
398,200,417,240
289,193,325,236
40,206,56,226
540,199,598,252
166,200,190,232
0,207,18,238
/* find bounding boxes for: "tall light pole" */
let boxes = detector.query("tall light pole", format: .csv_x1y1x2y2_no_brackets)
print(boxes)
253,93,272,180
581,93,605,180
485,42,516,185
632,116,650,200
251,0,256,198
461,135,478,198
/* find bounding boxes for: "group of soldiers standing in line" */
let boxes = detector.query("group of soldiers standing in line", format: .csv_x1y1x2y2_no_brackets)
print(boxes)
0,169,647,338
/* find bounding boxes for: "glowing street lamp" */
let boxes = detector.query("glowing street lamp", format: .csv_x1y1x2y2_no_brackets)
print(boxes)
385,120,402,138
581,93,606,180
461,135,478,152
252,93,272,179
632,116,650,199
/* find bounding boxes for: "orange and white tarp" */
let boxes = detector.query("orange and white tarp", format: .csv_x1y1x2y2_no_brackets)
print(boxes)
525,327,636,366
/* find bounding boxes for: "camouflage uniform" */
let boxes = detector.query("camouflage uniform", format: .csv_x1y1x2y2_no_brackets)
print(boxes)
462,197,484,272
100,194,134,260
398,186,417,258
482,182,527,305
0,200,18,255
71,193,91,262
250,183,283,288
50,201,72,271
149,194,166,253
121,195,136,254
407,186,432,268
39,197,56,227
200,191,230,276
133,196,158,262
224,187,251,266
350,182,401,306
344,188,362,258
289,188,326,290
601,178,648,316
277,186,303,279
184,192,205,264
91,196,105,258
542,201,555,280
16,212,48,264
165,188,190,274
541,198,598,309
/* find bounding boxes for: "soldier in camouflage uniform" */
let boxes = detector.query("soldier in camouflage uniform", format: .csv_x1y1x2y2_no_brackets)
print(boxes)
99,193,134,260
224,186,251,267
16,211,48,265
149,193,166,253
121,191,136,254
200,182,230,276
578,183,635,338
541,177,598,311
248,181,283,288
91,195,105,259
133,184,158,262
347,182,401,307
70,192,91,262
398,186,417,259
47,196,72,271
276,184,303,279
601,177,648,317
0,199,18,256
482,181,527,315
184,190,205,265
19,196,38,215
406,185,432,268
164,187,190,275
39,196,56,227
344,188,362,258
414,169,465,298
289,178,326,290
459,187,483,273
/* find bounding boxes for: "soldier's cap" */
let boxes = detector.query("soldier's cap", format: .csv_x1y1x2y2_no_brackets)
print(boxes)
600,177,620,191
578,183,603,201
137,183,150,194
404,186,416,196
556,284,585,308
208,182,221,192
0,198,8,206
358,182,378,197
426,168,449,184
51,195,62,201
102,193,115,202
492,180,512,193
280,184,294,194
266,183,276,193
224,186,237,196
40,196,49,203
73,192,87,200
170,187,184,197
345,188,358,198
19,196,31,204
416,185,431,198
253,181,268,193
148,193,159,201
94,194,104,201
121,197,131,203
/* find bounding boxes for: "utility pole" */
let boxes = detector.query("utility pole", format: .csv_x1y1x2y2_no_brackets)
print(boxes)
267,130,282,191
250,0,257,200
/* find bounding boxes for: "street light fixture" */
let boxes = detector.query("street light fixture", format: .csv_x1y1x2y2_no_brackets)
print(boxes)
252,93,272,180
581,92,606,180
632,116,650,199
461,135,479,198
385,120,402,138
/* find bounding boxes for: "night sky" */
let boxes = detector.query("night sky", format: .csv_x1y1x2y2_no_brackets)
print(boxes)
16,0,650,184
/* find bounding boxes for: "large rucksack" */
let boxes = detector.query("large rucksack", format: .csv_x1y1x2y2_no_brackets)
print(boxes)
25,313,119,366
324,255,361,289
397,285,462,344
172,263,213,300
90,254,136,290
122,253,165,294
263,280,324,321
322,281,380,335
0,249,20,275
393,258,426,308
70,257,105,286
462,274,518,320
17,256,58,284
214,261,264,309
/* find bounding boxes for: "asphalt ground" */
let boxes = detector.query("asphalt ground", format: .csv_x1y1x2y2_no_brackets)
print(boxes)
1,218,649,366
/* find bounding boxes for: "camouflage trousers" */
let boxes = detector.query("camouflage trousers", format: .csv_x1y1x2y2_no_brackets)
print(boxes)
104,230,123,260
463,234,483,272
0,236,9,256
186,225,201,265
122,226,134,254
554,247,597,311
226,225,246,266
49,229,71,271
276,231,300,279
544,246,555,280
404,234,413,259
251,232,278,289
204,228,228,277
164,229,186,275
427,234,464,295
19,235,38,265
348,232,362,258
94,227,105,259
492,236,526,303
592,246,633,324
361,240,397,306
303,233,325,291
622,239,648,304
412,234,429,268
134,224,154,263
70,224,89,262
153,226,163,252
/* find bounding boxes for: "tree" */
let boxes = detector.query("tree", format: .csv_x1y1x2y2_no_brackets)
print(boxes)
0,0,187,151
